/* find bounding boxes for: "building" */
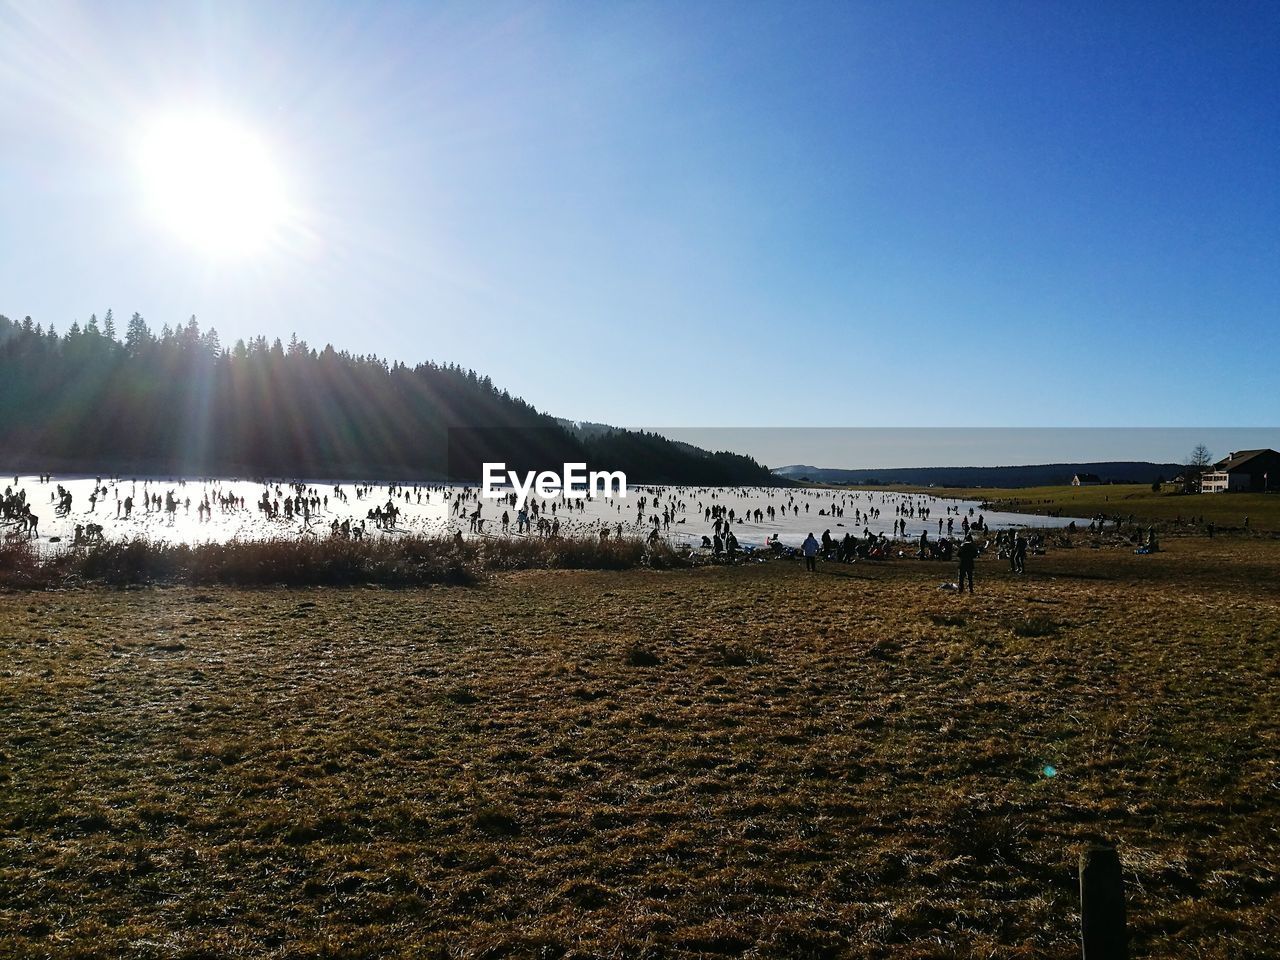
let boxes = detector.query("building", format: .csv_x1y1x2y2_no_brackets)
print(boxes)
1072,473,1102,486
1201,449,1280,493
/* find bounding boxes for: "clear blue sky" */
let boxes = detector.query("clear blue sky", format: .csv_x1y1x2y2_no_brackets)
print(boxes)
2,0,1277,437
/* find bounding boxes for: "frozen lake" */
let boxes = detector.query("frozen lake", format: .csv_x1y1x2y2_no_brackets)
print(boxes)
3,474,1090,552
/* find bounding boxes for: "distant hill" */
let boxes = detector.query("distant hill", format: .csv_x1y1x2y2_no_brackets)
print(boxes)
773,461,1184,488
0,312,782,485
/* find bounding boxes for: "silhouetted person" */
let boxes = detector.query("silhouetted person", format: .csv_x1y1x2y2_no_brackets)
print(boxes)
957,534,977,594
1013,533,1027,574
802,532,819,572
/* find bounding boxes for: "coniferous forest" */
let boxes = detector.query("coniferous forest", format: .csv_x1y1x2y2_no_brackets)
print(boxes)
0,312,779,484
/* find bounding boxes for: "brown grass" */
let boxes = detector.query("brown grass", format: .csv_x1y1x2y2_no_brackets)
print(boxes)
0,534,690,589
893,483,1280,533
1,537,1277,958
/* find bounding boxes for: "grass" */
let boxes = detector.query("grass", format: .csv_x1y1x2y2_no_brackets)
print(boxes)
1,537,1277,957
892,483,1280,532
0,534,689,589
1010,614,1061,638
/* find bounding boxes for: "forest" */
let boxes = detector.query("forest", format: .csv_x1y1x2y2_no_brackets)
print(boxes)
0,312,779,485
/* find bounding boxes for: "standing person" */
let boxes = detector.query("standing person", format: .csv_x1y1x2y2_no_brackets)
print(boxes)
1013,533,1028,574
801,532,819,572
957,533,978,594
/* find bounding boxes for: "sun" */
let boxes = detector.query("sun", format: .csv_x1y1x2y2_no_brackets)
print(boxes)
137,111,292,258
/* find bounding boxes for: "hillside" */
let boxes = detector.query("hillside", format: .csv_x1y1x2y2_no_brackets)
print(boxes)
0,313,781,485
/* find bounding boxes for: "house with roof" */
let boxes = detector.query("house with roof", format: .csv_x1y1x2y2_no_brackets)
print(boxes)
1072,473,1102,486
1200,449,1280,493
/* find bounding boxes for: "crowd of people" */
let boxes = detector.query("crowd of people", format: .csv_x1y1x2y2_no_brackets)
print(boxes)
9,475,1229,594
2,482,39,537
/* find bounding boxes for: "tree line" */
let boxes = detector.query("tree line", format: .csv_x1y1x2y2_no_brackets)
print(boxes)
0,312,780,485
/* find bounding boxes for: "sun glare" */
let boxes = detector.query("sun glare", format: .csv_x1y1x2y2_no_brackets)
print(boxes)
137,111,292,258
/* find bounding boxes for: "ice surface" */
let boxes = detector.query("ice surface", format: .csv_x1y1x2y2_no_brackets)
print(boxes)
2,474,1091,553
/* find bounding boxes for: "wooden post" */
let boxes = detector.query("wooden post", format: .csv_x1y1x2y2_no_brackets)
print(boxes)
1079,843,1128,960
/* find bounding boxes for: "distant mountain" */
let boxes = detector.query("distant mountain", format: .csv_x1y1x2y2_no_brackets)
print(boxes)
773,461,1184,488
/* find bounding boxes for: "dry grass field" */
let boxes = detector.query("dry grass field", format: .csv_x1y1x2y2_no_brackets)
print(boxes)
898,484,1280,533
2,537,1277,958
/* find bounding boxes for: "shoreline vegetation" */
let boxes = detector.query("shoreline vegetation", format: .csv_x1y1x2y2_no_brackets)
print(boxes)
1,522,1271,589
0,534,695,589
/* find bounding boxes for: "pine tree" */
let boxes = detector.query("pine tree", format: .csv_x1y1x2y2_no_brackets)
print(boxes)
125,313,151,356
202,327,222,356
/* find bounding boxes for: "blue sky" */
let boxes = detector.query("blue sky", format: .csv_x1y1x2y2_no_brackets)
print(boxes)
2,1,1277,440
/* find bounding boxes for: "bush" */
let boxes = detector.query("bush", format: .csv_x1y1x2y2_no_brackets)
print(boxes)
0,540,50,587
0,533,683,589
